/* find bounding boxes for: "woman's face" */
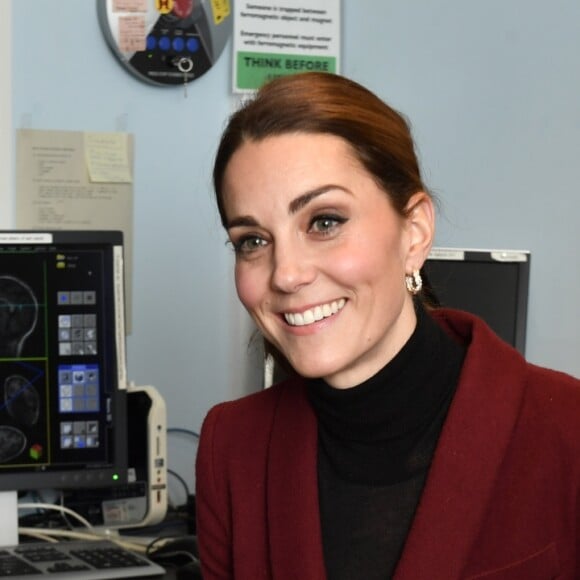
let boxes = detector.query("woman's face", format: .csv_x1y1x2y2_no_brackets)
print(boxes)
222,133,432,388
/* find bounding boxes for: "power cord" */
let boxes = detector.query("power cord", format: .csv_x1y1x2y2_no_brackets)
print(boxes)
17,502,152,554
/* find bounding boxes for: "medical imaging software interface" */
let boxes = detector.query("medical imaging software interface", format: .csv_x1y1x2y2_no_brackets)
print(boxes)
0,241,118,477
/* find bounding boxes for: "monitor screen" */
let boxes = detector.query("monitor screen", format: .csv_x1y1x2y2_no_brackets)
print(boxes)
0,230,129,493
423,247,530,354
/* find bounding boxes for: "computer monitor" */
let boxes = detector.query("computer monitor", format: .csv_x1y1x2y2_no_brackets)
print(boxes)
423,247,530,353
0,230,129,545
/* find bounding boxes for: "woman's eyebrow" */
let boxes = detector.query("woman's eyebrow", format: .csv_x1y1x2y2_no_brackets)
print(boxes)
226,185,350,229
288,185,349,214
226,215,258,229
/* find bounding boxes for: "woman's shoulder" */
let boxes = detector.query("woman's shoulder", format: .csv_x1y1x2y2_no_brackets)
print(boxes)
200,376,308,448
508,363,580,469
209,375,305,414
526,363,580,414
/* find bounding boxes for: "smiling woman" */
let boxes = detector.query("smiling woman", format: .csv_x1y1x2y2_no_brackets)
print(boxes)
195,72,580,580
221,132,433,388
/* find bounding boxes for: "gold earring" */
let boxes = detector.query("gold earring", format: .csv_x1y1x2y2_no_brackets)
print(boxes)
405,269,422,295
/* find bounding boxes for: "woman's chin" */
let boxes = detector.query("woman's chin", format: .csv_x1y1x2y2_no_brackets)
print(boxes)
287,356,341,382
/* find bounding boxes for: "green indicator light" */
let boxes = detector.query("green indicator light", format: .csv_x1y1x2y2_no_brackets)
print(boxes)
112,473,119,481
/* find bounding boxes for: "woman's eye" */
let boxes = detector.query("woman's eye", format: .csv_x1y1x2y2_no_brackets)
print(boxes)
232,236,268,254
310,215,346,234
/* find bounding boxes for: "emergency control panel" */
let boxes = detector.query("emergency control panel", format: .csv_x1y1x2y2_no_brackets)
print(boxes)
97,0,232,87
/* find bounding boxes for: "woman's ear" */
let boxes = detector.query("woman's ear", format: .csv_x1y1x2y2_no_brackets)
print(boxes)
404,192,435,272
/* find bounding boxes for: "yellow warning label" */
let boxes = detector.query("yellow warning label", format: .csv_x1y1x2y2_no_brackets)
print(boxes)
210,0,231,25
155,0,173,14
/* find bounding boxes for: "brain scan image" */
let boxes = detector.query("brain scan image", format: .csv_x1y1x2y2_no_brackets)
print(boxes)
0,276,38,357
0,425,27,463
4,374,40,427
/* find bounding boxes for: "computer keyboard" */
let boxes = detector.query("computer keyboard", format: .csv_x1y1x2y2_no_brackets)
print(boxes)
0,539,165,578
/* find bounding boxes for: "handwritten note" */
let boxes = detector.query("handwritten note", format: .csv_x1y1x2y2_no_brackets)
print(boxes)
84,132,133,183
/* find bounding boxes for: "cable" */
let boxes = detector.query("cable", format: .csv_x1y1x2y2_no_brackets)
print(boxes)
18,502,94,530
167,427,200,439
146,535,199,564
168,468,191,498
167,427,198,509
17,502,158,553
17,527,151,554
150,548,199,565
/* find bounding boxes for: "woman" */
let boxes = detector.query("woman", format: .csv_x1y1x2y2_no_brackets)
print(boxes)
196,72,580,579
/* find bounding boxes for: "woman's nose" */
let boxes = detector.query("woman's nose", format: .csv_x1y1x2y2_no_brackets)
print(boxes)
270,242,316,293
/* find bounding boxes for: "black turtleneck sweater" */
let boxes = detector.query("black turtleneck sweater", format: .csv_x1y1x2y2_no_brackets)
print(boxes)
307,304,465,580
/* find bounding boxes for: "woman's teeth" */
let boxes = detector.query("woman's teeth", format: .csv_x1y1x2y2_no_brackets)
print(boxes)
284,298,346,327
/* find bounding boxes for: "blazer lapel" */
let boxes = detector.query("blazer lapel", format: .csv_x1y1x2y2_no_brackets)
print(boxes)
267,380,327,579
394,315,527,579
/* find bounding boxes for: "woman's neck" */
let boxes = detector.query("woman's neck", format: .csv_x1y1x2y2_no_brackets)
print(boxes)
307,304,466,484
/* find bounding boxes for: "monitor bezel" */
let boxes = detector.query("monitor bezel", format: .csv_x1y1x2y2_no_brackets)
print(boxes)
424,247,531,354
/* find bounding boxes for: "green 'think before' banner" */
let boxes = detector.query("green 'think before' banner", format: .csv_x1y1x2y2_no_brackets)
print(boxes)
236,51,337,90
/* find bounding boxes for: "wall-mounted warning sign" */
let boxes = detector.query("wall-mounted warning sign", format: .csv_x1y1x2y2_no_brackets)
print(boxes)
233,0,341,93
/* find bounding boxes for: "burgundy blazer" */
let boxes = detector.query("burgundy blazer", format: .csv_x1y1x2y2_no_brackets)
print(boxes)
196,309,580,579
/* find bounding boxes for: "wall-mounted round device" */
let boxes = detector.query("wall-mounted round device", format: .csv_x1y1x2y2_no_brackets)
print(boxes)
97,0,232,86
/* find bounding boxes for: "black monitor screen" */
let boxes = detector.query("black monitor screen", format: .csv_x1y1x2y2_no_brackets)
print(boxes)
0,230,128,491
423,248,530,354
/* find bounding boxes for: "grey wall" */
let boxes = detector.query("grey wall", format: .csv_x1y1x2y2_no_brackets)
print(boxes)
9,0,580,498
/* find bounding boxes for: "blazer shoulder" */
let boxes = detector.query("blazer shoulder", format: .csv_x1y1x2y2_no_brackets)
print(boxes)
200,377,308,452
525,362,580,406
523,362,580,447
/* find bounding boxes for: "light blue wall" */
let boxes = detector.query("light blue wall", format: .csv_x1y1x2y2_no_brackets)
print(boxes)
11,0,580,494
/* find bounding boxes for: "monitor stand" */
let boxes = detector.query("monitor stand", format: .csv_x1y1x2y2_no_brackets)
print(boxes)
0,491,19,546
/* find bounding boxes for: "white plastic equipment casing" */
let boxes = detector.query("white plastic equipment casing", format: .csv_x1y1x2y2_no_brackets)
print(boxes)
100,384,168,529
